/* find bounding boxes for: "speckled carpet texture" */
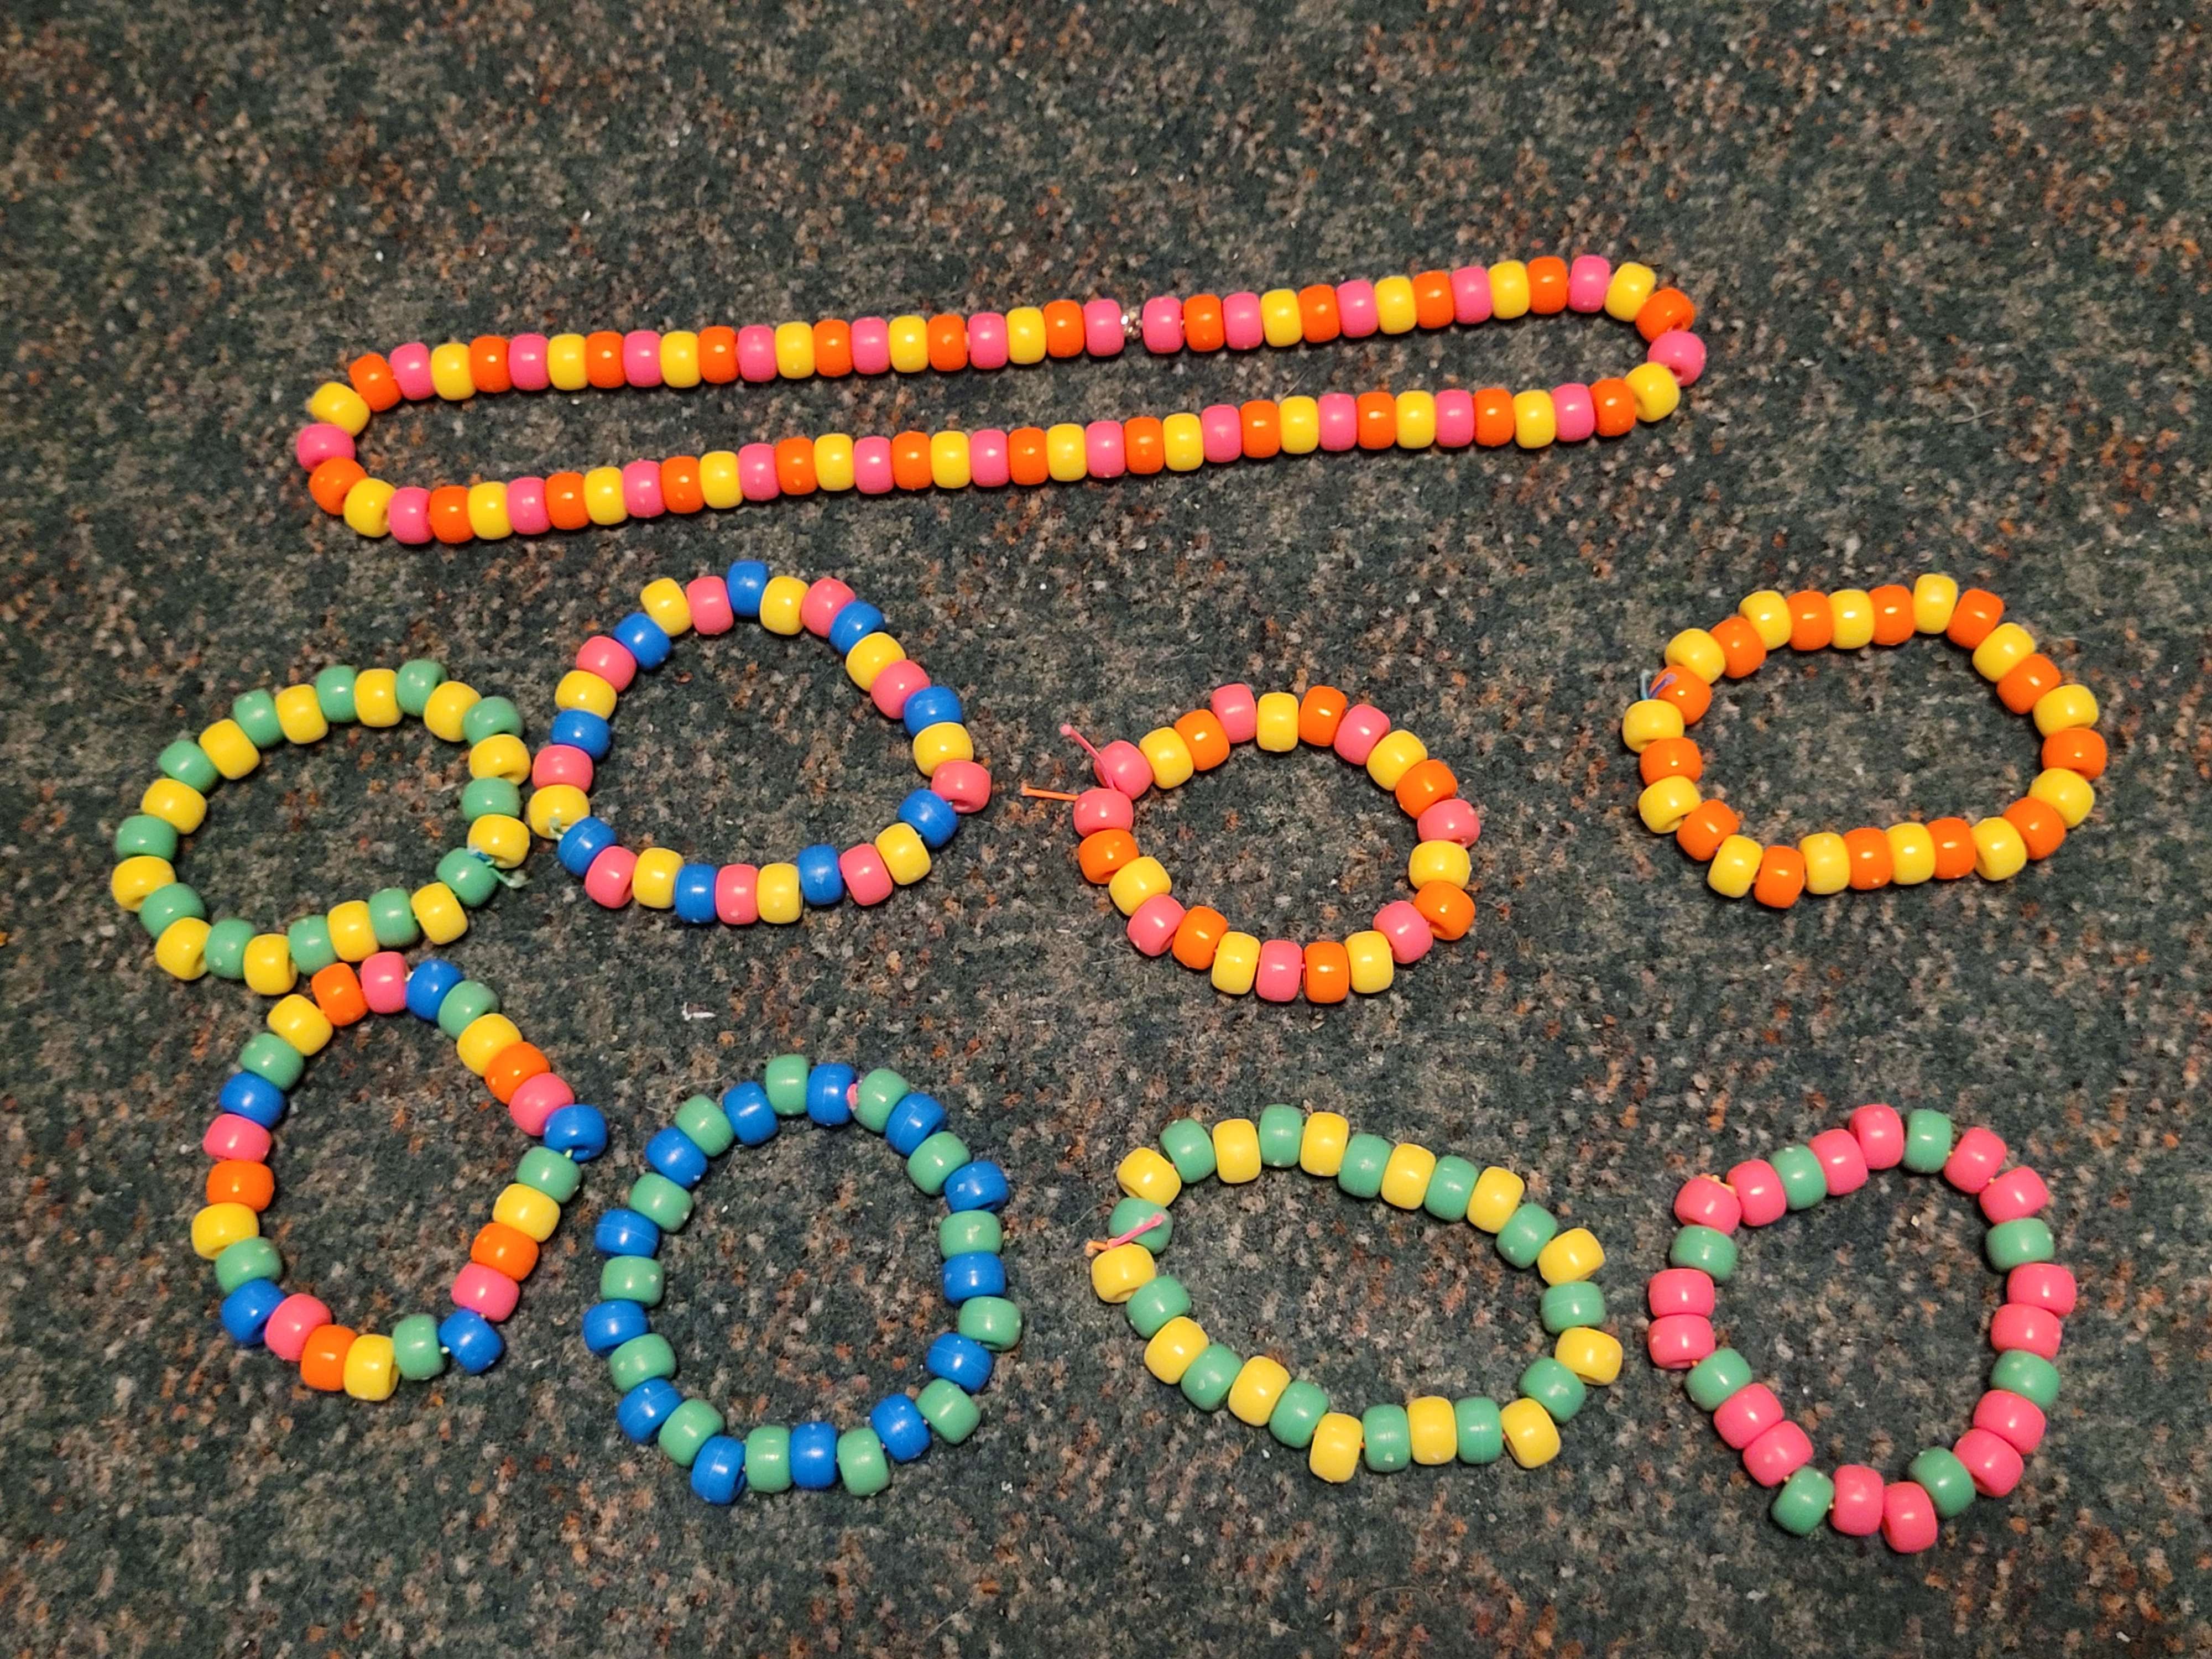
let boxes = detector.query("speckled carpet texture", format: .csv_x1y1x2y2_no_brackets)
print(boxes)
4,2,2208,1654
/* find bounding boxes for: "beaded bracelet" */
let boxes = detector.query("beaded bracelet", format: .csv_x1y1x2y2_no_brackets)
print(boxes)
191,953,605,1399
580,1057,1021,1503
109,661,535,991
292,255,1705,547
1646,1104,2068,1551
1092,1107,1618,1483
1622,577,2107,905
1050,684,1479,1002
530,565,989,923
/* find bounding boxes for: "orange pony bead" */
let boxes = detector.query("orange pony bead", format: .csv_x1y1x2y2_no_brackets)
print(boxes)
1173,709,1233,770
1473,387,1516,446
1412,270,1457,328
427,486,474,545
1526,257,1569,315
310,963,368,1027
661,455,706,514
1298,686,1349,747
1638,737,1704,786
545,471,591,531
1078,830,1140,885
299,1325,357,1392
1393,757,1459,817
1843,827,1894,889
1183,294,1227,352
1786,591,1835,650
469,335,512,394
1414,883,1476,941
207,1159,276,1212
1708,615,1768,679
1996,654,2062,715
1124,416,1166,475
1240,400,1282,460
1298,284,1341,343
774,436,817,496
1928,817,1979,880
1303,940,1353,1002
698,325,739,383
2004,797,2067,860
1651,666,1712,725
1171,906,1229,971
1635,288,1697,342
1008,427,1050,487
1752,844,1806,909
471,1221,541,1282
2042,727,2107,780
812,319,853,378
1042,299,1086,358
1590,378,1637,437
1869,584,1916,645
484,1041,552,1105
583,330,626,389
1675,800,1741,862
1947,588,2005,649
890,431,932,491
926,314,968,373
309,457,366,515
348,352,401,411
1355,390,1397,450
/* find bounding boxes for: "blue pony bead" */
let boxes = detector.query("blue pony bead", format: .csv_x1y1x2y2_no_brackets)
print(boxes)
218,1070,288,1129
941,1252,1007,1304
594,1208,662,1258
896,787,960,850
646,1126,710,1189
806,1063,857,1127
871,1394,931,1462
721,1081,778,1146
550,707,612,760
405,959,464,1022
884,1092,948,1156
542,1103,609,1161
943,1160,1010,1214
611,611,672,670
901,685,963,736
926,1332,995,1394
582,1298,651,1355
795,844,846,907
788,1421,839,1489
672,862,719,924
827,600,886,654
617,1378,683,1442
220,1280,286,1345
439,1308,505,1374
556,815,617,877
726,560,770,617
690,1434,747,1504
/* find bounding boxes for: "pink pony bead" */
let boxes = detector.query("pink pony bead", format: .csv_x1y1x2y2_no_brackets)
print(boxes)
1084,420,1126,479
1332,705,1391,765
508,333,551,391
801,578,856,637
1567,255,1613,312
737,325,778,383
1830,1465,1886,1536
1373,900,1433,964
1646,1266,1716,1319
1551,383,1597,444
1317,392,1360,452
1727,1159,1788,1227
1991,1303,2063,1360
1434,388,1476,448
1650,330,1707,386
1743,1421,1814,1488
931,760,993,814
1943,1126,2008,1194
389,342,435,400
967,313,1009,371
1083,298,1126,357
1881,1482,1940,1553
1980,1165,2051,1223
1808,1127,1869,1196
575,635,638,692
295,423,355,470
622,330,664,388
1220,291,1264,350
583,846,638,908
683,576,734,634
1954,1427,2025,1498
507,1071,574,1136
359,950,411,1015
1073,787,1134,836
507,477,552,536
738,442,780,502
1713,1382,1784,1450
1255,940,1305,1002
1646,1312,1715,1370
838,845,895,907
531,745,594,792
1973,1389,2047,1454
452,1262,520,1322
1416,798,1481,846
849,317,891,375
853,435,895,494
1126,893,1186,957
969,429,1011,487
1335,279,1379,338
2007,1262,2076,1317
1093,739,1154,799
1449,265,1494,324
869,659,931,720
714,864,760,925
1849,1103,1906,1168
1674,1174,1742,1232
204,1113,272,1162
263,1295,331,1362
1199,404,1242,464
620,459,665,518
1141,295,1185,354
386,487,433,545
1209,684,1258,745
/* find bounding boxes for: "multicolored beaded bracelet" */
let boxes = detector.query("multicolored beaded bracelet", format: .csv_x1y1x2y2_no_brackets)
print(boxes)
293,255,1705,547
529,565,990,923
109,661,535,991
580,1057,1021,1502
1646,1104,2068,1551
1092,1107,1618,1483
192,953,605,1399
1048,685,1479,1002
1622,578,2108,905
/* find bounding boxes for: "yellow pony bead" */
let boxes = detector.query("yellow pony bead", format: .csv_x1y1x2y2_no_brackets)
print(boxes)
700,449,743,508
467,812,530,869
198,717,260,779
1345,930,1395,994
526,784,589,841
273,684,328,745
1537,1226,1605,1285
306,380,372,435
632,848,682,909
269,993,335,1057
1373,274,1418,333
546,333,589,391
1116,1147,1182,1207
1829,588,1876,650
325,901,375,963
343,477,396,537
1365,728,1428,790
1278,395,1321,455
1886,822,1938,885
470,734,531,784
930,430,972,490
773,320,816,379
1799,831,1851,896
1138,727,1196,790
874,824,933,886
659,329,701,388
409,880,468,945
1308,1412,1365,1484
1107,855,1170,916
192,1202,259,1260
1638,776,1702,834
141,776,208,834
1556,1327,1625,1387
1971,816,2028,881
456,1013,523,1076
1395,389,1438,450
887,315,930,374
757,862,804,922
2033,684,2099,737
1212,1119,1262,1184
640,576,692,637
353,668,400,727
1260,288,1303,348
2030,767,2095,828
758,575,808,635
1626,361,1682,422
1380,1143,1437,1211
341,1333,399,1402
1408,839,1473,890
912,721,975,779
1665,628,1726,684
1144,1317,1209,1384
422,681,481,743
1046,422,1088,482
155,916,212,981
583,466,628,526
1707,834,1762,899
430,342,476,401
493,1181,561,1243
1501,1397,1563,1467
845,632,907,691
466,481,512,542
1228,1356,1292,1426
1211,930,1261,995
1488,260,1531,320
1004,306,1047,365
1467,1166,1525,1232
1298,1111,1352,1177
811,435,855,493
1604,261,1658,321
1738,589,1793,650
1089,1240,1157,1305
555,670,618,719
111,854,176,911
1973,621,2036,682
1255,692,1301,752
1407,1396,1459,1465
1161,412,1206,472
1621,698,1686,753
1912,573,1960,634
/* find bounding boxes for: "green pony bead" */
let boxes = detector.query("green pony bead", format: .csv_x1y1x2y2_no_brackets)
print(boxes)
744,1425,793,1493
1991,1349,2060,1410
600,1256,664,1306
1670,1223,1739,1282
460,776,523,822
367,886,419,948
1422,1155,1479,1223
1495,1202,1559,1270
1109,1197,1172,1254
1540,1281,1608,1335
1359,1404,1412,1472
957,1296,1023,1353
907,1131,970,1196
608,1333,678,1393
763,1054,810,1115
656,1398,723,1469
1178,1344,1241,1412
1336,1133,1392,1200
113,813,180,860
437,847,502,907
518,1146,582,1203
231,690,283,749
1986,1218,2055,1271
940,1211,1001,1259
312,665,359,723
460,695,522,743
237,1031,306,1090
1267,1380,1329,1449
390,1313,446,1381
1159,1119,1217,1183
204,917,253,979
1453,1396,1504,1464
675,1094,734,1157
138,881,206,940
1771,1465,1835,1536
1770,1143,1828,1211
1903,1109,1955,1173
917,1378,981,1443
1908,1446,1976,1519
435,979,499,1038
157,738,220,793
286,915,338,976
628,1172,693,1232
1124,1276,1191,1340
214,1236,283,1293
1256,1104,1305,1167
853,1068,908,1131
837,1425,891,1496
394,659,446,718
1686,1348,1755,1412
1519,1356,1586,1423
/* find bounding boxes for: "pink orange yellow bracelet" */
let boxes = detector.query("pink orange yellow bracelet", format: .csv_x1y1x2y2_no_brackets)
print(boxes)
292,255,1704,547
1052,684,1478,1003
1622,578,2107,906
